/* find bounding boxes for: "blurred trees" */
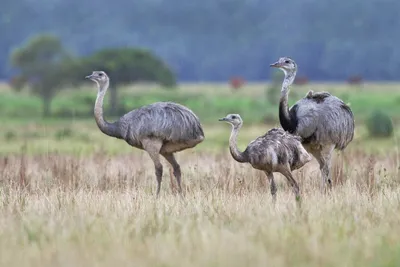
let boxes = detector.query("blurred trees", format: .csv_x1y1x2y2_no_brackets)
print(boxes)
1,0,399,82
10,34,71,117
71,48,176,115
9,35,177,117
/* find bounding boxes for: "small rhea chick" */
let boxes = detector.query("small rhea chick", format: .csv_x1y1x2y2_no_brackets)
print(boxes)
219,114,312,204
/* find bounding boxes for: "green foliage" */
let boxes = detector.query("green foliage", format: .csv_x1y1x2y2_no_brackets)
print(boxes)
55,127,73,140
70,47,177,115
4,130,16,141
78,48,176,88
9,75,28,91
366,110,394,138
11,35,68,72
1,83,400,128
10,34,71,116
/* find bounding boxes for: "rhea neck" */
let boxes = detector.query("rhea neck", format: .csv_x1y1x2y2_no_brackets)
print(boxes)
279,68,297,133
228,122,248,163
94,80,121,138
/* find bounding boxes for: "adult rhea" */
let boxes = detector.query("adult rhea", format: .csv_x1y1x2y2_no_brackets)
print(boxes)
270,57,354,191
86,71,205,196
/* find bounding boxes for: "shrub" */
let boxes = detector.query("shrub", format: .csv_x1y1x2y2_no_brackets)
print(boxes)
366,110,393,138
55,127,73,140
4,131,17,141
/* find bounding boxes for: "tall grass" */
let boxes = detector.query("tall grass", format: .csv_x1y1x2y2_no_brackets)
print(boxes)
0,149,400,267
1,81,400,266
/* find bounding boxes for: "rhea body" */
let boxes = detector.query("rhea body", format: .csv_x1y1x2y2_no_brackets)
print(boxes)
270,57,355,190
219,114,312,203
86,71,205,196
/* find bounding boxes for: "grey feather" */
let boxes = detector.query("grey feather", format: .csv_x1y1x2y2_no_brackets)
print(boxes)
85,71,204,197
219,113,312,204
244,128,311,172
270,57,355,191
117,101,204,152
293,91,354,150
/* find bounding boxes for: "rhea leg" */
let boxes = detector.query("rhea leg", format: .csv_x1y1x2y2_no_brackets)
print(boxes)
143,140,163,197
312,145,335,192
280,167,301,206
264,171,277,203
162,153,182,194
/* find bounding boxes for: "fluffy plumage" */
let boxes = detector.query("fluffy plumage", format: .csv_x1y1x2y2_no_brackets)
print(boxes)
270,57,355,190
86,71,204,196
219,113,312,204
244,128,311,172
284,91,354,150
117,101,204,152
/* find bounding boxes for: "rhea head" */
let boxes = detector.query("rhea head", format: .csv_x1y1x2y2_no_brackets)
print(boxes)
218,114,243,127
270,57,297,77
85,71,109,89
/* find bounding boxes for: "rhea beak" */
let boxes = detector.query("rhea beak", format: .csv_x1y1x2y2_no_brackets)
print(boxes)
219,118,227,121
270,62,281,68
85,74,93,79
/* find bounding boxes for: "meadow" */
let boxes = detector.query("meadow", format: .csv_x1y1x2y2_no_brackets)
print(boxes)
1,81,400,267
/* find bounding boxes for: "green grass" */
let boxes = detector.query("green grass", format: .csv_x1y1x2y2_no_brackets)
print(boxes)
1,81,400,123
0,81,399,155
0,117,399,157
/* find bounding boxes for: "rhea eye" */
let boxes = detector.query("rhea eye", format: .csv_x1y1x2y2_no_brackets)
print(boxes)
284,60,290,64
231,115,237,119
98,73,103,76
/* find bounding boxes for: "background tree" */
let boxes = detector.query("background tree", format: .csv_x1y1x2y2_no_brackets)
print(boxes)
2,0,399,82
74,48,176,116
10,34,71,117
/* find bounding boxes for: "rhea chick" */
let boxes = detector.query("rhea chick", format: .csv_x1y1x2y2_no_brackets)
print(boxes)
219,113,312,204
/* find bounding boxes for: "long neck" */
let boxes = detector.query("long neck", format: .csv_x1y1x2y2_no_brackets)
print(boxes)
94,82,121,138
229,124,248,163
279,70,297,132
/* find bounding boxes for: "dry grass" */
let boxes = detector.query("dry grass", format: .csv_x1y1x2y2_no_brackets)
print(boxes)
1,148,400,267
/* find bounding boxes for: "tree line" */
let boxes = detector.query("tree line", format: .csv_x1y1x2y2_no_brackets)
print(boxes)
1,0,399,82
10,34,176,117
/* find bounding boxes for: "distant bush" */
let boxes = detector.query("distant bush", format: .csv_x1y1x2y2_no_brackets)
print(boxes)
55,127,73,140
366,110,393,138
65,47,177,115
4,131,16,141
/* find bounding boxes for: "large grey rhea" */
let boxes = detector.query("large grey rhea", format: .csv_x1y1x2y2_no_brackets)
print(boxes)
270,57,355,190
85,71,205,196
219,114,312,203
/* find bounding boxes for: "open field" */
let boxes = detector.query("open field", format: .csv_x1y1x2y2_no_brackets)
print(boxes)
1,149,400,267
1,82,400,266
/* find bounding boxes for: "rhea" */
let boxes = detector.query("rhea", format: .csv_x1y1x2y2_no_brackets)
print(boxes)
270,57,355,191
85,71,205,196
219,114,312,203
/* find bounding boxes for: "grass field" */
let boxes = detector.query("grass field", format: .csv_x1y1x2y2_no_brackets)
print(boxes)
1,81,400,123
1,82,400,266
